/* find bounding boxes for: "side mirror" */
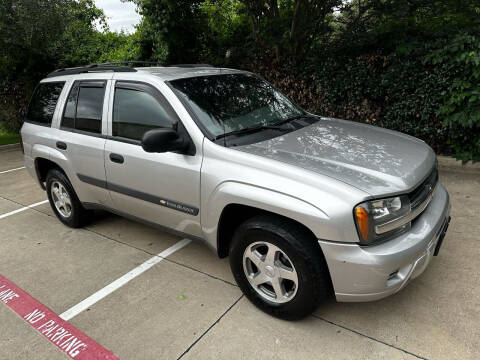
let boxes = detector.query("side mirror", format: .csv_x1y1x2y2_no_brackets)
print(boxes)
141,128,187,153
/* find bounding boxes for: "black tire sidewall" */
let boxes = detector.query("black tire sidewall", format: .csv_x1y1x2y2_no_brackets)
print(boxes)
230,220,327,320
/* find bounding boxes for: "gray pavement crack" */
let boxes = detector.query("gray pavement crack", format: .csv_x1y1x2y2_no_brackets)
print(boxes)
312,314,428,360
176,295,244,360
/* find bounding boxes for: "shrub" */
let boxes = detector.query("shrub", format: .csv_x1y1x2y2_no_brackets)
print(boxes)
426,33,480,162
250,32,479,161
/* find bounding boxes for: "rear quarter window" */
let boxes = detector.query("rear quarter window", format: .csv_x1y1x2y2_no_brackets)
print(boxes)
25,82,65,125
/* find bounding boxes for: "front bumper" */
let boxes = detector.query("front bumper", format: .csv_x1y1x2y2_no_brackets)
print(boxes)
319,183,451,302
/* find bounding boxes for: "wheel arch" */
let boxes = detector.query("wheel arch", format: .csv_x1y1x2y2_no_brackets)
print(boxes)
216,203,322,259
203,181,329,258
34,157,68,189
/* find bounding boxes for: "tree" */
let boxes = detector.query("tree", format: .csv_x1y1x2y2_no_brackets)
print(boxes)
0,0,106,130
236,0,341,60
131,0,342,63
131,0,213,63
0,0,105,78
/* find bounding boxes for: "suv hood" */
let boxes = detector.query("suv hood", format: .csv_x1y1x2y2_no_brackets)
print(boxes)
237,117,436,196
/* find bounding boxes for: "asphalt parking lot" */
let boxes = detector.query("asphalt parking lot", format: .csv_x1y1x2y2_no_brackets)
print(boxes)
0,145,479,360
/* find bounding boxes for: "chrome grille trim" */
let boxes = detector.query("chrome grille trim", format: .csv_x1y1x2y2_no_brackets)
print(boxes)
410,168,438,211
376,183,437,234
375,167,438,235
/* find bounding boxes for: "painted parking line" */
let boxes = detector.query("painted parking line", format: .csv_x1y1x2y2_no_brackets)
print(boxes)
0,199,48,220
60,238,192,321
0,166,25,174
0,274,118,359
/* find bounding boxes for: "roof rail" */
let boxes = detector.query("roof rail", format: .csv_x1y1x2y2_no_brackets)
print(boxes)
95,62,213,68
46,64,137,78
97,62,213,68
100,61,163,67
168,64,213,68
46,62,215,78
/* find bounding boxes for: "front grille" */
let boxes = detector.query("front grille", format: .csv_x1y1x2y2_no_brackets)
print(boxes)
409,167,438,214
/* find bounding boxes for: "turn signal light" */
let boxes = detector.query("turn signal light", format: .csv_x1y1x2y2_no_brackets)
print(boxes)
355,206,369,242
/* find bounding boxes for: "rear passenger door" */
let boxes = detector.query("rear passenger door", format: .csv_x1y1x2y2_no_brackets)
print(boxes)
52,78,110,206
104,79,202,237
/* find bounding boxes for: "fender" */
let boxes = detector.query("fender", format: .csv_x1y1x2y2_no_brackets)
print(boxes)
29,144,55,188
31,144,52,163
46,146,77,184
31,145,77,190
202,180,330,251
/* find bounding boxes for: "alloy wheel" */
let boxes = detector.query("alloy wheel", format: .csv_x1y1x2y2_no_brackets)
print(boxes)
51,181,72,218
243,241,298,304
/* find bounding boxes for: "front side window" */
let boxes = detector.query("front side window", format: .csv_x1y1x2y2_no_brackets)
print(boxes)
61,81,106,134
26,82,65,125
112,83,175,141
169,74,304,138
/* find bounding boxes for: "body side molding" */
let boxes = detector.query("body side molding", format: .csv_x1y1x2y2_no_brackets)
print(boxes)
77,173,199,216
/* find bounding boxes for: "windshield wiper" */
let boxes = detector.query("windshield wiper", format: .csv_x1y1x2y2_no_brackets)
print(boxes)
273,114,309,126
214,124,288,141
214,114,309,141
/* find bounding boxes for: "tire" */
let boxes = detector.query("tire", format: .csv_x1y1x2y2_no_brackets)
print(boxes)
229,214,331,320
46,168,92,228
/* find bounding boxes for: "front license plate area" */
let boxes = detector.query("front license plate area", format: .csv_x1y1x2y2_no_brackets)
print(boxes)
434,216,451,256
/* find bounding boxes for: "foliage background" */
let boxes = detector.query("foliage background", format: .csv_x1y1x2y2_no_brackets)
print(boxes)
1,0,479,161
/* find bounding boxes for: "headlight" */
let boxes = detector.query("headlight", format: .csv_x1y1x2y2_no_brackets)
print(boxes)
354,195,411,244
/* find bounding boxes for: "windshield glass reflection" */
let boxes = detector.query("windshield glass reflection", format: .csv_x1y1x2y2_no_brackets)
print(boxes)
170,74,304,137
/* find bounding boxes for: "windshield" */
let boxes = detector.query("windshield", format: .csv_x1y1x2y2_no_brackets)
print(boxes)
169,73,304,138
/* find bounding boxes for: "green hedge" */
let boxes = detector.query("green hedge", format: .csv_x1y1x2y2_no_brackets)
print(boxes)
252,33,480,162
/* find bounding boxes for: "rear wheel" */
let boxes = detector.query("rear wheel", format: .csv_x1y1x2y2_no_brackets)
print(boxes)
46,168,92,228
229,214,331,320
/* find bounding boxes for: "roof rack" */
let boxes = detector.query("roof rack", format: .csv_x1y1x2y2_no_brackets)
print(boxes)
89,62,213,68
168,64,213,68
46,62,215,78
46,64,137,78
100,61,163,67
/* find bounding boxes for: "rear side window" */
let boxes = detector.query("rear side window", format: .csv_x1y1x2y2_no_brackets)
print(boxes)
26,82,65,125
61,81,106,134
112,82,176,141
62,83,79,129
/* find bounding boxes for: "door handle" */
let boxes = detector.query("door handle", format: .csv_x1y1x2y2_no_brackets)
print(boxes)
109,153,124,164
56,141,67,150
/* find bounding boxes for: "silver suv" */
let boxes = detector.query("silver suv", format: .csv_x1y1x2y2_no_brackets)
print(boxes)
21,64,451,319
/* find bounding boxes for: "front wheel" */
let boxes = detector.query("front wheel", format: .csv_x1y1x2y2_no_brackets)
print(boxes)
229,214,331,320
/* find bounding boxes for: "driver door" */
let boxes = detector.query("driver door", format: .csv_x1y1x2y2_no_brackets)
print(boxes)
104,79,202,237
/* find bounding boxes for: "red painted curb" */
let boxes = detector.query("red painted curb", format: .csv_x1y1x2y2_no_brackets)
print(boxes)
0,274,118,359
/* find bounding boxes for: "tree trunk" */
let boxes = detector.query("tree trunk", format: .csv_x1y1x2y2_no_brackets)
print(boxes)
290,0,303,40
